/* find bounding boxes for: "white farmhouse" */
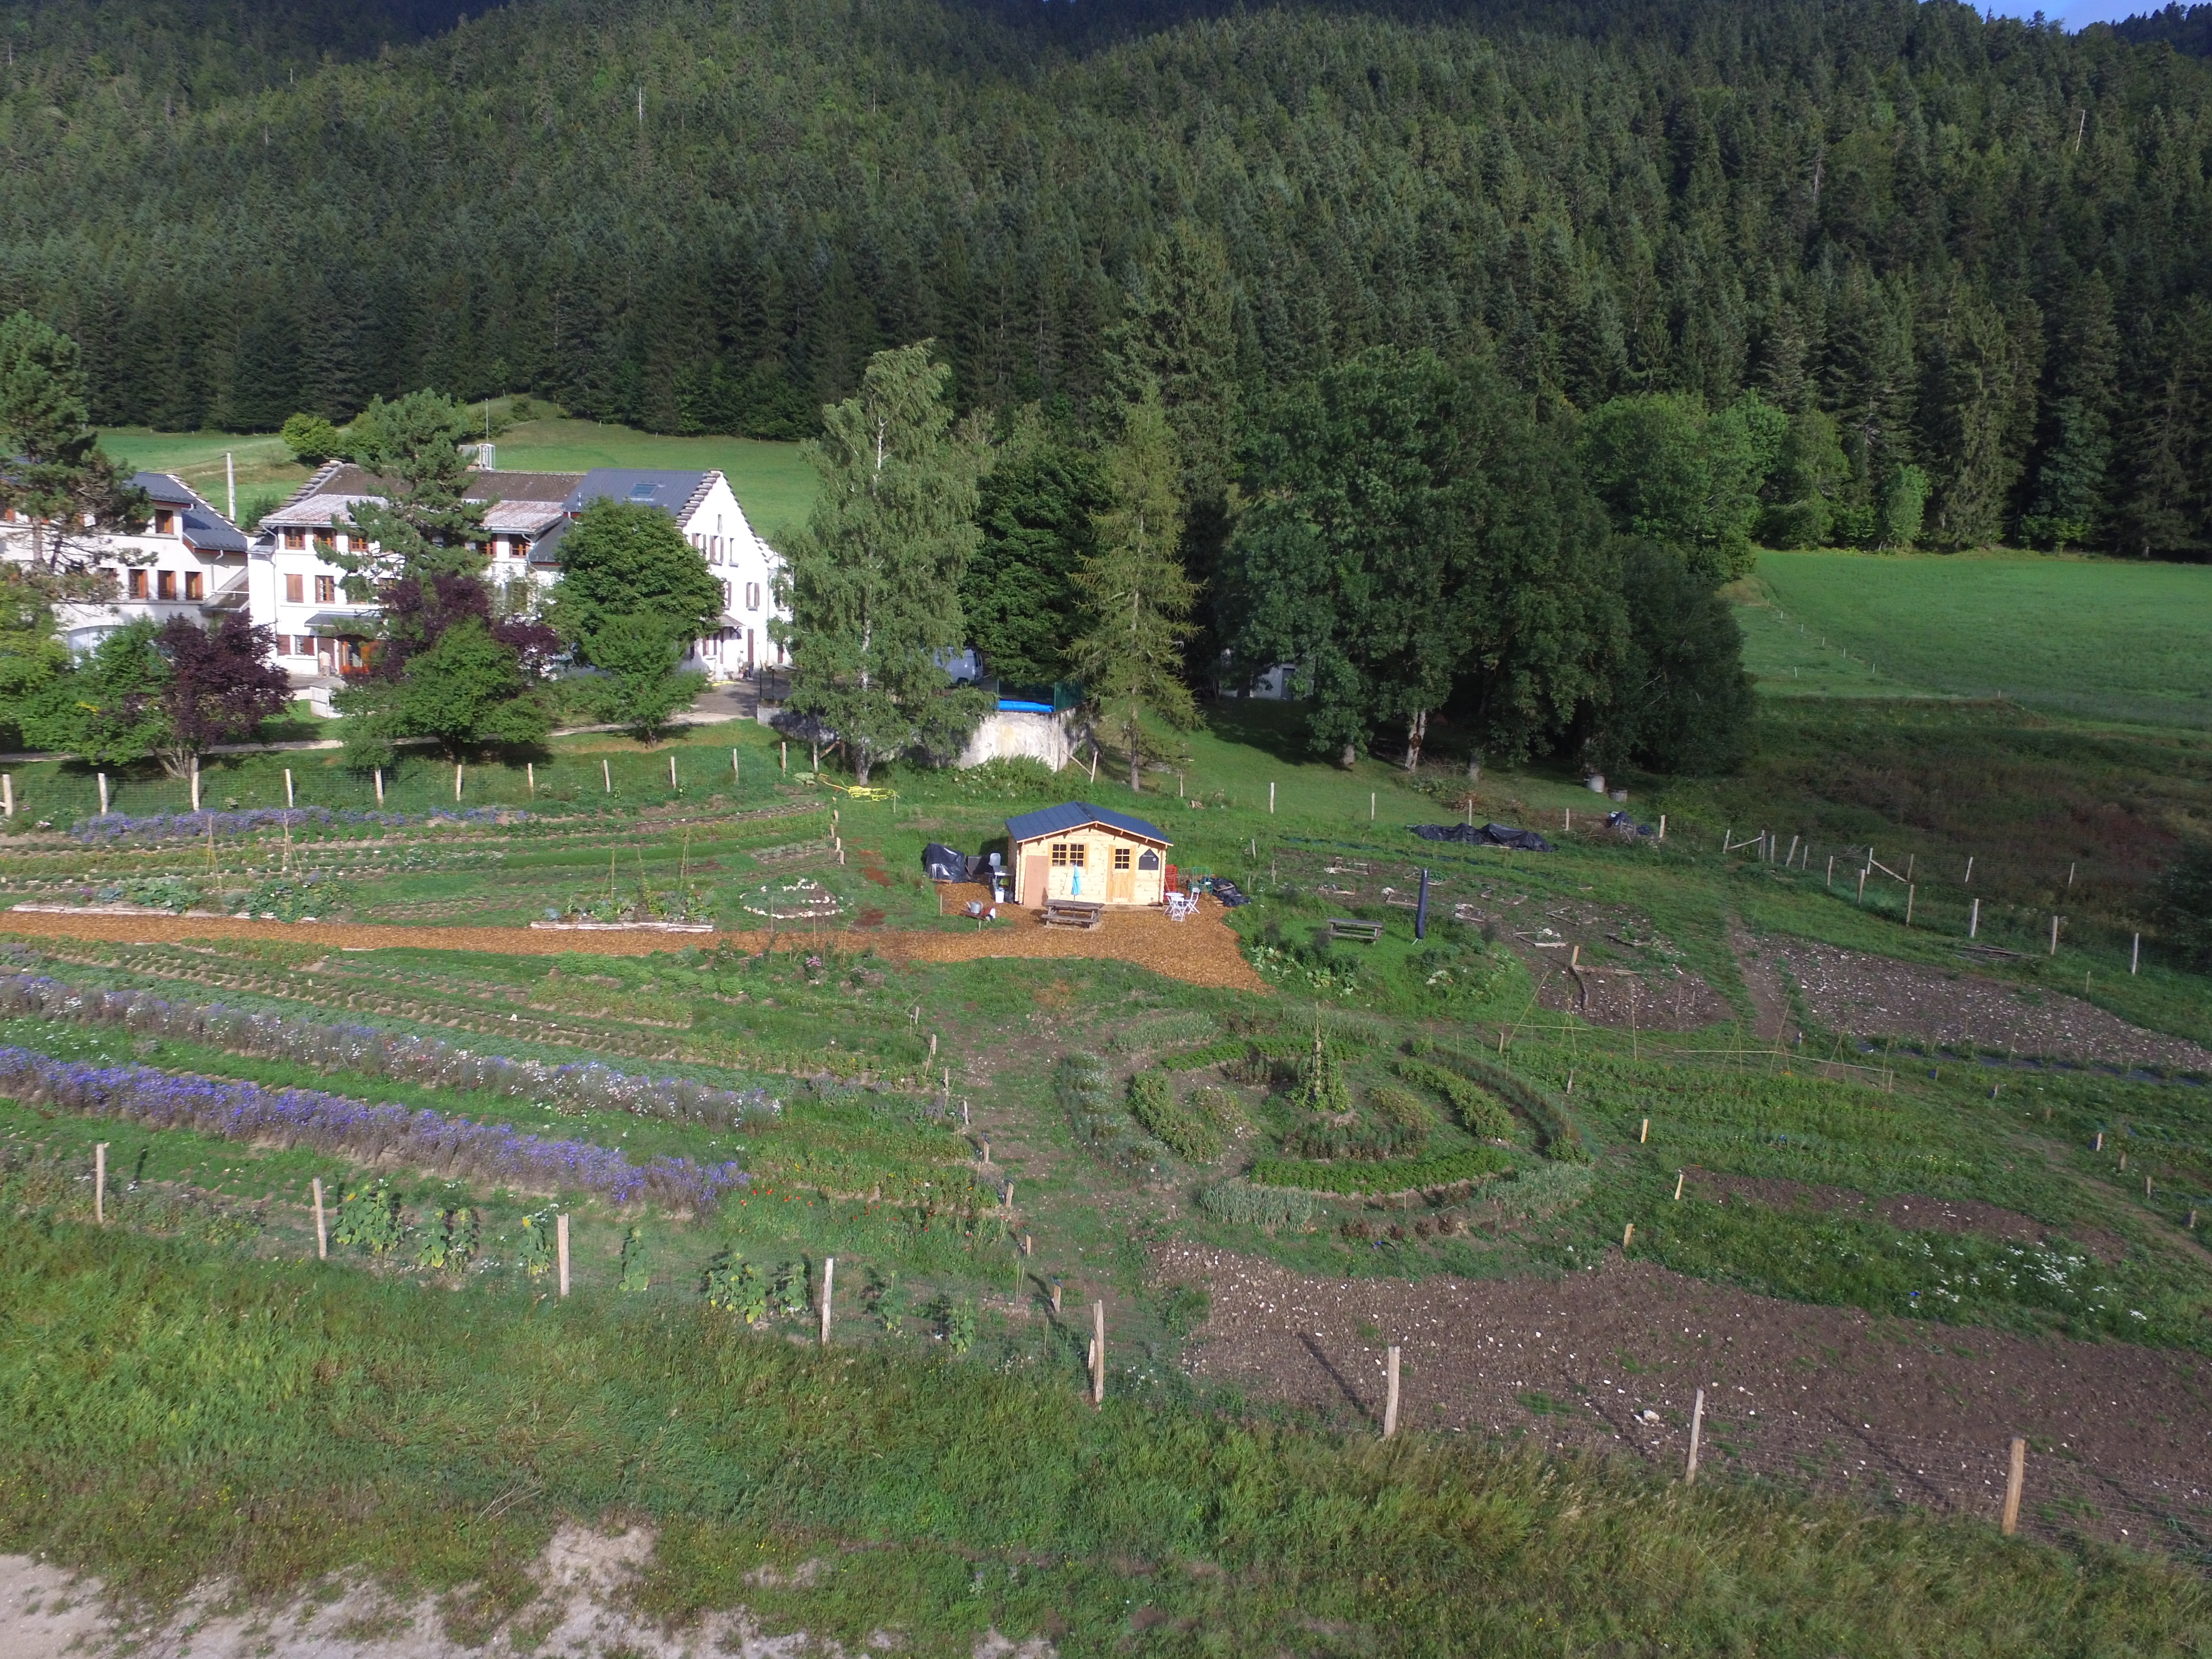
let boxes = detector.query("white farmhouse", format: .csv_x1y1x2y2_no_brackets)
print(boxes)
0,471,252,653
546,468,786,679
252,462,786,708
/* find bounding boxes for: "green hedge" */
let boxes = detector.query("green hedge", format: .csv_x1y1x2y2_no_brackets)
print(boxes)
1387,1057,1513,1140
1404,1039,1590,1162
1248,1146,1512,1194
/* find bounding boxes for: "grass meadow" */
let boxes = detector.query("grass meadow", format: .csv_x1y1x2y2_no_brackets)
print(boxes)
1745,551,2212,729
3,554,2212,1648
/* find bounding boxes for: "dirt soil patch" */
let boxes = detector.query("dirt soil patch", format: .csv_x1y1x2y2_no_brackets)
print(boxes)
1770,938,2212,1069
2,898,1266,992
1163,1245,2212,1553
1537,959,1735,1032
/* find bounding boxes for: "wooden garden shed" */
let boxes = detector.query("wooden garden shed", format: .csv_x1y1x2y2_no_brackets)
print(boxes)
1006,802,1172,908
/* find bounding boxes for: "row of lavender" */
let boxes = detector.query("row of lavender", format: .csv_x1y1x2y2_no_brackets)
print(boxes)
0,972,779,1126
0,1046,744,1212
68,806,530,842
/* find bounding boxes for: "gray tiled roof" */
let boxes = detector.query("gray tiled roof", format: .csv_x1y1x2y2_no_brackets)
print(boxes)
561,469,715,522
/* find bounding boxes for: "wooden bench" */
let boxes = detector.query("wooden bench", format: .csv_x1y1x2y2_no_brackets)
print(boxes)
1326,917,1386,945
1042,899,1105,931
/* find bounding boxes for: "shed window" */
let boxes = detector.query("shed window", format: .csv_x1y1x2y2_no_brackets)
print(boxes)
1050,842,1085,868
1138,849,1161,870
1112,846,1132,871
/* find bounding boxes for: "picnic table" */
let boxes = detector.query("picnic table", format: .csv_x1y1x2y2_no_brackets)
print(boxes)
1326,917,1386,945
1042,899,1105,931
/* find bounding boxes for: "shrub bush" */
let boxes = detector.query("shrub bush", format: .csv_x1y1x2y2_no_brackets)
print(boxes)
1389,1057,1514,1140
1404,1039,1589,1161
1128,1073,1225,1163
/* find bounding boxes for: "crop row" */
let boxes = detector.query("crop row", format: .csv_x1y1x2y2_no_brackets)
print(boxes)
1248,1146,1513,1194
0,971,780,1125
0,1046,744,1211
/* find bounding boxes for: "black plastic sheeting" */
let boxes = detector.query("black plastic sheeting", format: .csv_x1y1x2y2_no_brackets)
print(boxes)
1607,810,1657,837
922,842,971,881
1206,877,1252,907
1408,822,1555,852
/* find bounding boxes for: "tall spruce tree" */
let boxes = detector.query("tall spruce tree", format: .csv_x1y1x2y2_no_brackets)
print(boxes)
2023,273,2120,551
1071,387,1194,791
0,312,148,586
775,343,987,782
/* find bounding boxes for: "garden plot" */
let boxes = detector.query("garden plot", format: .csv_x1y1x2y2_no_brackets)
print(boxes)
1771,938,2212,1069
1166,1245,2212,1554
1676,1170,2127,1261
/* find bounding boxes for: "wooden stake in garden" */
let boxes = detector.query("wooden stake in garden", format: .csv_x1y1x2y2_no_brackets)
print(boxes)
603,758,612,793
285,768,295,808
731,748,740,785
1826,854,1833,888
2,771,12,817
373,767,384,805
312,1177,327,1259
526,762,535,796
2002,1436,2026,1536
189,757,200,812
820,1256,834,1346
780,741,787,773
455,762,464,800
1964,855,1974,884
1640,1118,1649,1143
669,754,678,789
556,1212,570,1297
1269,781,1276,814
2049,915,2062,956
1970,898,1980,938
93,1141,106,1224
1685,1389,1704,1485
1621,1221,1635,1250
1383,1345,1401,1439
2132,933,2141,975
1674,1170,1685,1201
1905,884,1915,927
1657,814,1665,841
96,771,108,815
1091,1300,1106,1407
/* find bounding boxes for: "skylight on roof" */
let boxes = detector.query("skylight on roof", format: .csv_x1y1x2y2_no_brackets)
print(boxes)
627,482,657,501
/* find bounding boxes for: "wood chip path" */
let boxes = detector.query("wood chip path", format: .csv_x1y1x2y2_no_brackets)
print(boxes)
0,900,1266,993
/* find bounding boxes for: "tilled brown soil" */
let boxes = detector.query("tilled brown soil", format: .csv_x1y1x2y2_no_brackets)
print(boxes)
0,899,1267,992
1772,938,2212,1069
1164,1245,2212,1552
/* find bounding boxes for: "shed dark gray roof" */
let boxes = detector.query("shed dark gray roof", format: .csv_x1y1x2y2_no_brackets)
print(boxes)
131,471,248,552
1004,801,1171,847
562,469,716,522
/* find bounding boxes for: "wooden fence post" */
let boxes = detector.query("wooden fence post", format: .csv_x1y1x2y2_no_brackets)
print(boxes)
96,772,108,815
1383,1345,1401,1439
2049,915,2062,956
1091,1300,1106,1407
312,1177,327,1259
285,768,295,808
2,771,12,818
455,762,464,801
1640,1118,1649,1144
93,1141,106,1223
1269,782,1276,815
1657,814,1666,841
1970,898,1980,938
2132,933,2141,975
373,768,384,805
556,1212,570,1297
732,748,741,785
820,1256,834,1347
1963,855,1974,885
1905,884,1915,926
2002,1436,2026,1536
603,758,612,793
669,754,678,789
189,759,199,812
1685,1388,1704,1485
527,762,535,796
1674,1170,1685,1201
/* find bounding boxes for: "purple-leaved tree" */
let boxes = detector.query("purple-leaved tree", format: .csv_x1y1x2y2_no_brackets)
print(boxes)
155,614,294,780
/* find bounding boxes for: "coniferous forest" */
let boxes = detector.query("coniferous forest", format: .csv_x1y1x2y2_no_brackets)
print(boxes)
4,0,2212,562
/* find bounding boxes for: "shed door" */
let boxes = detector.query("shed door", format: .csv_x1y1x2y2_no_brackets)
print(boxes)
1106,841,1136,903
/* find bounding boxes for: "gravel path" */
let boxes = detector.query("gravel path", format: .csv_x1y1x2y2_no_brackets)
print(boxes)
1163,1245,2212,1552
1771,938,2212,1068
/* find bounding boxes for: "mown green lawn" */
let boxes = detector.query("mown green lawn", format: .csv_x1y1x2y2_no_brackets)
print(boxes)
1745,551,2212,729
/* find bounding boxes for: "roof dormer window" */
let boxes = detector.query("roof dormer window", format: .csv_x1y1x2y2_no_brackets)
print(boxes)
628,482,656,502
153,510,176,535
